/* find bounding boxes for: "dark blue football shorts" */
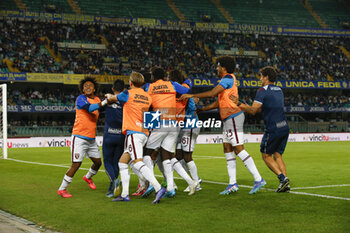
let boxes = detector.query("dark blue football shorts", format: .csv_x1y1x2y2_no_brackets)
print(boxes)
260,132,289,155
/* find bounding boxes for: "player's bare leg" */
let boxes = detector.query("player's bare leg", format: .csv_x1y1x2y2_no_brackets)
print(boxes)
66,162,82,177
273,152,289,192
262,153,282,175
175,149,183,161
90,157,102,171
273,152,287,176
262,153,289,192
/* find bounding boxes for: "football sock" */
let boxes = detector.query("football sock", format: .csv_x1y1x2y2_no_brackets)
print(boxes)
278,173,286,182
59,175,72,191
171,158,193,185
143,155,155,176
85,168,97,179
129,161,146,186
119,163,130,197
180,159,190,173
187,161,199,182
156,157,166,180
134,161,161,192
237,150,262,182
163,159,174,191
225,152,237,184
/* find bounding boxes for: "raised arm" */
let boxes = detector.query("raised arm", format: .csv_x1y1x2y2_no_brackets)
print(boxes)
180,85,224,100
77,95,107,112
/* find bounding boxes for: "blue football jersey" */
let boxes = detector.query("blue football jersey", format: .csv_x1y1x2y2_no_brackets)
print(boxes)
254,85,289,135
104,101,123,135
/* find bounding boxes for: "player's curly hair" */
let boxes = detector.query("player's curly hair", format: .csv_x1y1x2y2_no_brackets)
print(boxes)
79,76,99,94
216,55,236,73
260,66,277,82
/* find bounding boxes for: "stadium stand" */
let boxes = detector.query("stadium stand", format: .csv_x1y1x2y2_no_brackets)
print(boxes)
0,1,349,138
172,0,227,22
1,0,349,29
0,0,18,11
21,0,74,13
75,0,178,20
1,19,350,80
221,0,319,28
308,0,350,29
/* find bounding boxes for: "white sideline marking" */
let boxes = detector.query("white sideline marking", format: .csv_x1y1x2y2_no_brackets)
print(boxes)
193,155,224,159
4,158,350,201
291,184,350,190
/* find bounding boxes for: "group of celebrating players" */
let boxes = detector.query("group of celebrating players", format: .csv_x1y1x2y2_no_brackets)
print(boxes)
57,55,291,204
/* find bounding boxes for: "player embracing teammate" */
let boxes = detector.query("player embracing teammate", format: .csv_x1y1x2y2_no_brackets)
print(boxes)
231,66,290,192
181,56,266,195
58,62,289,201
106,71,167,204
142,67,199,198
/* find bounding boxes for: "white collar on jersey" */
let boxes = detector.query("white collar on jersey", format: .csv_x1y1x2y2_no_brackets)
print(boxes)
263,85,269,90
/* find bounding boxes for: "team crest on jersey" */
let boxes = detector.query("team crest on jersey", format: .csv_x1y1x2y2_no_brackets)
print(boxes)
128,145,132,152
74,153,80,159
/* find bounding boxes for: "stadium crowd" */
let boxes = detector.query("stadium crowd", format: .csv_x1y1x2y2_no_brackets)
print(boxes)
1,19,350,81
8,88,350,108
8,88,78,106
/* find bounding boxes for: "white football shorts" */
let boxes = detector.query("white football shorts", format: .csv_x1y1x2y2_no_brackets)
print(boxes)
124,133,148,161
222,113,245,147
71,136,101,163
176,127,200,152
146,125,180,153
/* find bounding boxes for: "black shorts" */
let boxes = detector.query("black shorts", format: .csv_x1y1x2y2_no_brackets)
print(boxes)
260,132,289,155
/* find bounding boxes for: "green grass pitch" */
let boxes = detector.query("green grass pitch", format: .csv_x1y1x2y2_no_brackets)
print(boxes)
0,142,349,233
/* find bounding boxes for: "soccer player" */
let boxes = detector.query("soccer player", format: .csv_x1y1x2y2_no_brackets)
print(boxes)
231,66,290,192
57,77,108,198
142,67,199,197
106,71,166,204
180,55,265,195
102,79,125,197
170,69,201,192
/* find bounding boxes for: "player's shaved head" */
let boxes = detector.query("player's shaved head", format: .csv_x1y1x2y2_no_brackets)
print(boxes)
260,66,277,82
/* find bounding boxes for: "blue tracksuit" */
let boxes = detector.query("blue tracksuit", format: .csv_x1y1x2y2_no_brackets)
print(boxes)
102,101,125,190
